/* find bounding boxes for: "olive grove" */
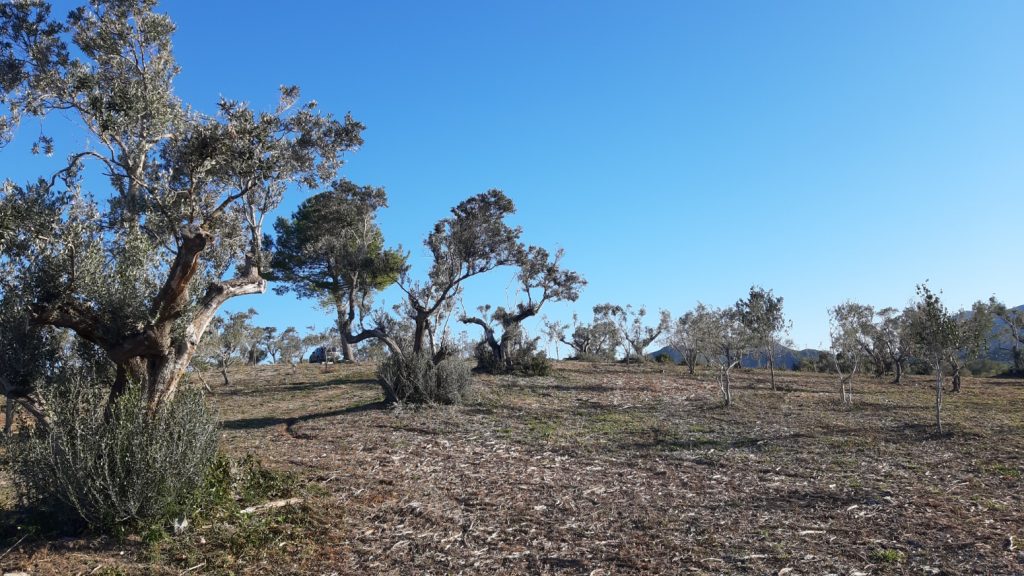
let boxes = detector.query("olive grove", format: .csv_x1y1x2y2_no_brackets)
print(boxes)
544,312,621,362
0,0,362,417
593,303,670,363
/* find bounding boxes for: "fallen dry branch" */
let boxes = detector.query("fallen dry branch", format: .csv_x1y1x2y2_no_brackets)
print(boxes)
239,497,304,515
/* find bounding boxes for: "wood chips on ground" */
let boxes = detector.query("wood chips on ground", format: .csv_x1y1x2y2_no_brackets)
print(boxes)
1,362,1022,575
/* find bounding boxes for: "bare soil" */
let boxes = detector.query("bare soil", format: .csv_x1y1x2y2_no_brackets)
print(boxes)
2,362,1023,575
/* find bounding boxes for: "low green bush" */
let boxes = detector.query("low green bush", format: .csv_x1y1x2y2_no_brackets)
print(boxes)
378,351,471,404
472,325,551,377
5,377,219,533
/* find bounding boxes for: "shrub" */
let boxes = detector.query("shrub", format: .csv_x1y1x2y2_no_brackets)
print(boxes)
378,352,471,404
474,341,550,376
5,377,219,533
871,548,905,564
472,326,551,377
516,350,551,376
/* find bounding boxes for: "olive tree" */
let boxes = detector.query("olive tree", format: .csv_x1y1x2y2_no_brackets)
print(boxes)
849,306,888,378
459,247,585,373
545,312,621,361
947,300,993,393
988,297,1023,374
905,285,959,433
668,304,714,375
829,300,919,385
259,326,280,364
593,303,670,363
198,309,257,386
268,181,405,362
540,316,564,360
346,191,523,403
297,329,318,363
692,305,750,407
828,302,872,404
0,0,362,416
276,327,304,368
242,325,269,366
391,190,522,358
736,286,789,390
875,307,912,383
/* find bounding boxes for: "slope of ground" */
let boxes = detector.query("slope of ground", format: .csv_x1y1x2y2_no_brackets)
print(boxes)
2,363,1023,575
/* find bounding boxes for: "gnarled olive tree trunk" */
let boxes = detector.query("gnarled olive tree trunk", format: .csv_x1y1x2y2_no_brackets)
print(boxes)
33,230,266,414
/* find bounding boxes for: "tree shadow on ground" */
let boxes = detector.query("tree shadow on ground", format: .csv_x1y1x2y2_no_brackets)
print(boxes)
221,400,386,431
880,422,970,443
751,485,890,512
536,383,622,394
215,378,379,398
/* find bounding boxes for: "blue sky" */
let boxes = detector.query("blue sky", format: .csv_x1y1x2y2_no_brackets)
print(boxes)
7,1,1024,351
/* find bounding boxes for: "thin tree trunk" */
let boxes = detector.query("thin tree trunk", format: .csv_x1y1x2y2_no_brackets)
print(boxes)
768,346,776,391
194,370,212,393
894,360,903,384
935,368,943,434
721,370,732,407
221,366,230,387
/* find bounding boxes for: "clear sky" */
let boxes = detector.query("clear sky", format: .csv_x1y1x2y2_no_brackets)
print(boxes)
7,1,1024,351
